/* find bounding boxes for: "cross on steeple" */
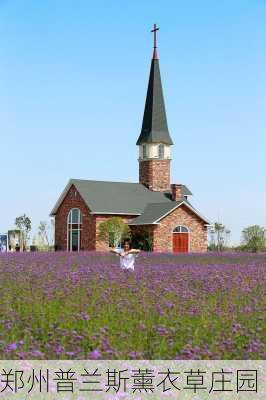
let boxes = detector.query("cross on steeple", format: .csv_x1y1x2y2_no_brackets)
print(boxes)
136,23,173,148
151,23,159,59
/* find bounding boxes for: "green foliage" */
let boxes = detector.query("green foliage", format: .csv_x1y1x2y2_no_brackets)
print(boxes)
241,225,266,252
35,219,55,251
209,222,231,251
15,214,32,251
98,217,131,248
132,232,153,251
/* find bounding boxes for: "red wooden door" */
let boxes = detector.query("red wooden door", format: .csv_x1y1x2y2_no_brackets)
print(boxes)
173,233,189,253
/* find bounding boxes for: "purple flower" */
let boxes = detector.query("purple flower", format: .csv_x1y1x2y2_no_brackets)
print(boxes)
89,349,101,360
65,351,76,357
0,251,264,360
232,323,242,334
129,351,144,359
54,345,64,355
30,350,44,358
246,339,263,353
5,342,17,352
80,312,90,321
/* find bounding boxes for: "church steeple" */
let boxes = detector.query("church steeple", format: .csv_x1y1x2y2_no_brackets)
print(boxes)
137,25,173,192
136,24,173,146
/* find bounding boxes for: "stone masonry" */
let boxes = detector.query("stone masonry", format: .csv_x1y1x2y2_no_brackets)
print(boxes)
55,185,134,251
139,159,170,192
171,184,184,201
55,185,207,252
55,185,95,251
153,204,207,252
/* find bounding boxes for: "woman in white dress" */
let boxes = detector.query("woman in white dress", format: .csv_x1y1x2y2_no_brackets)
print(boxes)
110,239,140,271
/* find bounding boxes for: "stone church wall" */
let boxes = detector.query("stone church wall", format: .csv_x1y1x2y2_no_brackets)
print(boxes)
139,159,171,191
153,204,208,252
55,187,136,251
54,185,96,251
54,186,207,252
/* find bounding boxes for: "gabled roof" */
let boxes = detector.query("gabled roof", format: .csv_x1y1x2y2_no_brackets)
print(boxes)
129,200,211,225
136,57,173,146
50,179,209,224
50,179,173,216
128,201,183,225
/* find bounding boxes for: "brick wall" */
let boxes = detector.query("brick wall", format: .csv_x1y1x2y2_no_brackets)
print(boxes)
54,185,96,251
54,185,207,253
139,159,171,191
55,188,136,251
153,204,208,252
171,184,184,201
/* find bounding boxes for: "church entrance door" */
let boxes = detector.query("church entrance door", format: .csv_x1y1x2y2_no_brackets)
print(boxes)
172,226,189,253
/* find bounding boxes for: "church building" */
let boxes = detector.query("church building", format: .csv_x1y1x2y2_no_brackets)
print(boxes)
50,25,210,252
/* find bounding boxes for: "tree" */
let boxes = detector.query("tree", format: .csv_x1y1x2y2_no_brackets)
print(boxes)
209,222,231,251
38,221,50,249
98,217,131,248
37,219,55,250
214,222,225,251
242,225,266,252
15,214,32,251
225,229,231,248
131,232,153,251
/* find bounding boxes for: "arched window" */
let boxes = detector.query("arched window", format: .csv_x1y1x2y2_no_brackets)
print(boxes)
158,144,164,159
67,208,82,251
173,226,189,233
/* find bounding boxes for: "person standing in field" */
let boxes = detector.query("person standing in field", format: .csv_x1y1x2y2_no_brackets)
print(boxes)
110,239,140,271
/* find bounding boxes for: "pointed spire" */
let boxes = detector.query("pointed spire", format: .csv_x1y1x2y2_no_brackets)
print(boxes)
136,25,173,146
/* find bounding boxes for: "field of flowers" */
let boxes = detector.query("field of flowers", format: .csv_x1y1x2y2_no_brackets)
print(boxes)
0,252,265,359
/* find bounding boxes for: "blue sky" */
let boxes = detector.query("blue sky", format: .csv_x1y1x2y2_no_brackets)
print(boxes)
1,0,266,244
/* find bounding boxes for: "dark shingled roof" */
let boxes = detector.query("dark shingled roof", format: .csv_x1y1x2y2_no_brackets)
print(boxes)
128,201,183,225
181,185,193,196
50,179,173,216
50,179,210,224
129,199,210,225
136,58,173,145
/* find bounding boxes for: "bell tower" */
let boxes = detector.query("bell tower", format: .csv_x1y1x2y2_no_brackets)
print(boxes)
137,24,173,192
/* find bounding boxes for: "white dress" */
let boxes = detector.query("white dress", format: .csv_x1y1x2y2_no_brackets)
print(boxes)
117,249,136,271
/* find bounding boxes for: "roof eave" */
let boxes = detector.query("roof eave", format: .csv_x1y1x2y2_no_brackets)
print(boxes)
128,222,159,226
136,133,173,146
91,212,141,216
153,201,211,225
49,179,74,216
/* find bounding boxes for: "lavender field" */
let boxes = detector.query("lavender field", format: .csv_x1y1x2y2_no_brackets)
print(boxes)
0,252,265,359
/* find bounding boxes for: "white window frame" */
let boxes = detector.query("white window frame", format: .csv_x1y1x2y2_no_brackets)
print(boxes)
67,208,82,251
173,225,189,233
